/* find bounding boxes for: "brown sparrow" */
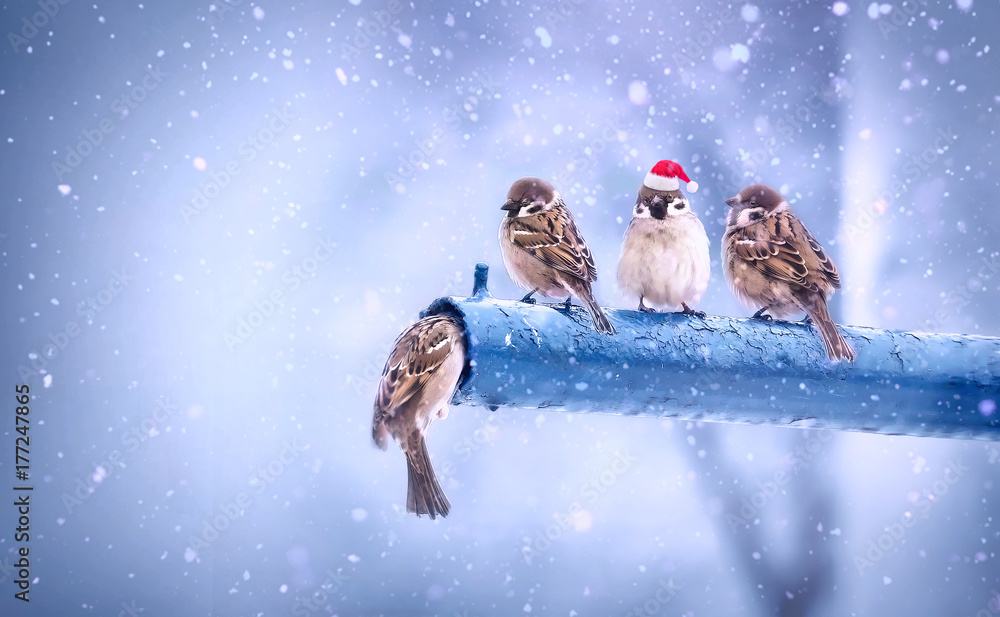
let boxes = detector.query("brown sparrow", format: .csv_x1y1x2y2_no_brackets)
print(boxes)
499,177,616,335
722,184,856,362
617,160,710,315
372,313,466,518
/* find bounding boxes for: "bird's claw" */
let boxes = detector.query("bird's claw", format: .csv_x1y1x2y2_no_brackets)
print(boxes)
752,308,772,321
679,304,706,318
639,306,657,314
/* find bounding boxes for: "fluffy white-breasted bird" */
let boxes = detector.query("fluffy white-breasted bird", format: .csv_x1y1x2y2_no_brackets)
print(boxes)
618,160,710,315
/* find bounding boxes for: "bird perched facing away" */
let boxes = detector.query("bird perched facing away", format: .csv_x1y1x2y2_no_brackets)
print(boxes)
617,160,710,316
722,184,856,362
499,177,616,335
372,313,466,518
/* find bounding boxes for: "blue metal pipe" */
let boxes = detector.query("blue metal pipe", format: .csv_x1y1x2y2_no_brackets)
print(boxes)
422,264,1000,441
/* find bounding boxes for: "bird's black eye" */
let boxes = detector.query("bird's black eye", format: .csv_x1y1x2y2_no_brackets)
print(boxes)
749,200,757,207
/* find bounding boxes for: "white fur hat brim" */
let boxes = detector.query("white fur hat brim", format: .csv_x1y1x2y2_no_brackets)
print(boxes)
643,172,679,192
643,173,698,193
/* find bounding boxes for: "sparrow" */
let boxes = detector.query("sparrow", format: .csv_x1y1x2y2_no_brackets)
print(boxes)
722,184,856,362
617,160,710,316
372,313,466,518
499,177,616,335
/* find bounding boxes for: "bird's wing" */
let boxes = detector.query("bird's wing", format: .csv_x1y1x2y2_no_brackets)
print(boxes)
798,223,841,289
730,212,820,292
506,205,598,281
373,315,462,423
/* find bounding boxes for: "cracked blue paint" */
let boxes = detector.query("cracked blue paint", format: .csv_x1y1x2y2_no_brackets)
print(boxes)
422,263,1000,441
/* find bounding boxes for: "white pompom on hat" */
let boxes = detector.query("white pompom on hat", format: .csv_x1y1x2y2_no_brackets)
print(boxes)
643,160,699,193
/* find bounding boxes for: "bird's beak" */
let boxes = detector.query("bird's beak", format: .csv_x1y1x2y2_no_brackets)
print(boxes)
725,196,740,208
501,200,520,211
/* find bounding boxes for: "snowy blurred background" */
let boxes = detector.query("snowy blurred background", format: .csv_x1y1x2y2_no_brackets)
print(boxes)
1,0,998,615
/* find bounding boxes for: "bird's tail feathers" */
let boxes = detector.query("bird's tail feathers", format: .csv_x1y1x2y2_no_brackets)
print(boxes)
808,300,856,362
579,288,616,335
405,436,450,519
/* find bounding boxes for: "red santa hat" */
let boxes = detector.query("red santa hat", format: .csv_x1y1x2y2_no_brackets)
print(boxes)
643,160,699,193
